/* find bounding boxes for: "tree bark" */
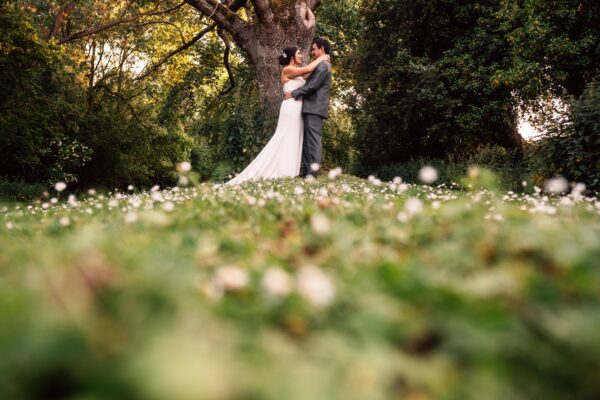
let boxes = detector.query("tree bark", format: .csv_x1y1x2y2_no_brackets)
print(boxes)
246,23,315,113
185,0,318,116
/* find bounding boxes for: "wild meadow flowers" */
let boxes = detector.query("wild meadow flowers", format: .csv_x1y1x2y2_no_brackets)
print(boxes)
1,168,600,398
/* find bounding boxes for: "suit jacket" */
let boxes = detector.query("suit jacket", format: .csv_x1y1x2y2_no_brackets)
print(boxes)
291,61,332,118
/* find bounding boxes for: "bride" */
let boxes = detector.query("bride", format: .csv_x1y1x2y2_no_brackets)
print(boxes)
225,47,330,185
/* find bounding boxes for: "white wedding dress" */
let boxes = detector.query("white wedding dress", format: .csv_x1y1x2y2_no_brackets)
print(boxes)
226,77,305,185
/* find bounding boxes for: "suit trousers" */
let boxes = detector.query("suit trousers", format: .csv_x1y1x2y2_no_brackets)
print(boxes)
301,113,324,176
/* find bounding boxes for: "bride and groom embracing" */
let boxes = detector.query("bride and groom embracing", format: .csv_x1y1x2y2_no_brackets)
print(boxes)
226,38,332,186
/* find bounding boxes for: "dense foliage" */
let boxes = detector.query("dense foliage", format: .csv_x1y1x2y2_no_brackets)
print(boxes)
349,0,523,168
2,173,600,399
498,0,600,100
0,7,90,184
0,3,191,190
534,78,600,191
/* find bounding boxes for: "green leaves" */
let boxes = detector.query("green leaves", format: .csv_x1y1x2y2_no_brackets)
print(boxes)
1,174,600,398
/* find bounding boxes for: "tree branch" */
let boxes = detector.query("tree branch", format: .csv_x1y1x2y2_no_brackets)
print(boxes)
297,1,316,30
46,0,79,41
134,23,218,81
184,0,250,41
57,1,186,44
218,28,235,95
137,20,187,45
251,0,274,24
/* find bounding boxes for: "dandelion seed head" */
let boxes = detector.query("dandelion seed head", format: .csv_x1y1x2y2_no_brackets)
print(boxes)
125,212,138,224
262,267,292,297
296,265,335,307
162,201,175,212
572,183,586,201
178,176,189,187
177,161,192,173
328,167,342,180
404,198,423,216
544,176,568,194
54,182,67,192
310,213,331,236
418,166,438,184
215,265,249,291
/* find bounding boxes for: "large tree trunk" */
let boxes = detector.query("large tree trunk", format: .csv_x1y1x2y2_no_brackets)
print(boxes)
185,0,318,116
245,10,316,114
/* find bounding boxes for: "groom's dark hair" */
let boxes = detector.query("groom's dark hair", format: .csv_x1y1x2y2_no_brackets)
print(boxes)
312,38,331,55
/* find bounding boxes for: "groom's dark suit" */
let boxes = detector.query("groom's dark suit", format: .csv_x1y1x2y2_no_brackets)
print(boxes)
291,60,332,176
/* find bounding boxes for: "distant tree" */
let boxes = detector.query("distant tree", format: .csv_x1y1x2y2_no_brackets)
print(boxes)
350,0,522,167
496,0,600,102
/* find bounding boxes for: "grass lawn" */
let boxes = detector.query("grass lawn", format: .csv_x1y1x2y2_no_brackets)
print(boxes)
1,171,600,399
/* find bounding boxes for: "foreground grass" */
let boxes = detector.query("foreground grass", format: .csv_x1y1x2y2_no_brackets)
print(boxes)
1,173,600,399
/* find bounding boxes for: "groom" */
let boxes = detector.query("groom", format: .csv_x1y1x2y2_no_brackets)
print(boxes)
284,38,332,177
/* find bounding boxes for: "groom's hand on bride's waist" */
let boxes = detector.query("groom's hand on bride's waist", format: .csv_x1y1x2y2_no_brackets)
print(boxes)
283,92,293,100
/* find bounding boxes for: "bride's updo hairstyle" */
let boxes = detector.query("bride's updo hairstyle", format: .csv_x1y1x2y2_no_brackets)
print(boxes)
279,47,298,66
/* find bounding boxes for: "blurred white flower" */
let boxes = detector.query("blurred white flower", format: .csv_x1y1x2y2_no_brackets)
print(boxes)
418,165,438,184
572,183,586,201
559,197,574,206
310,213,331,235
177,161,192,173
108,199,119,208
544,177,568,194
88,188,97,196
396,212,408,222
54,182,67,192
151,192,164,202
293,187,305,196
125,212,138,224
305,174,316,182
296,265,335,307
178,176,189,187
151,185,160,192
368,175,381,185
404,197,423,216
127,185,134,191
6,222,14,230
327,167,342,180
245,195,257,205
215,265,249,291
392,176,402,184
310,163,320,172
199,279,224,301
162,201,175,212
59,216,70,226
50,197,58,204
261,268,293,297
